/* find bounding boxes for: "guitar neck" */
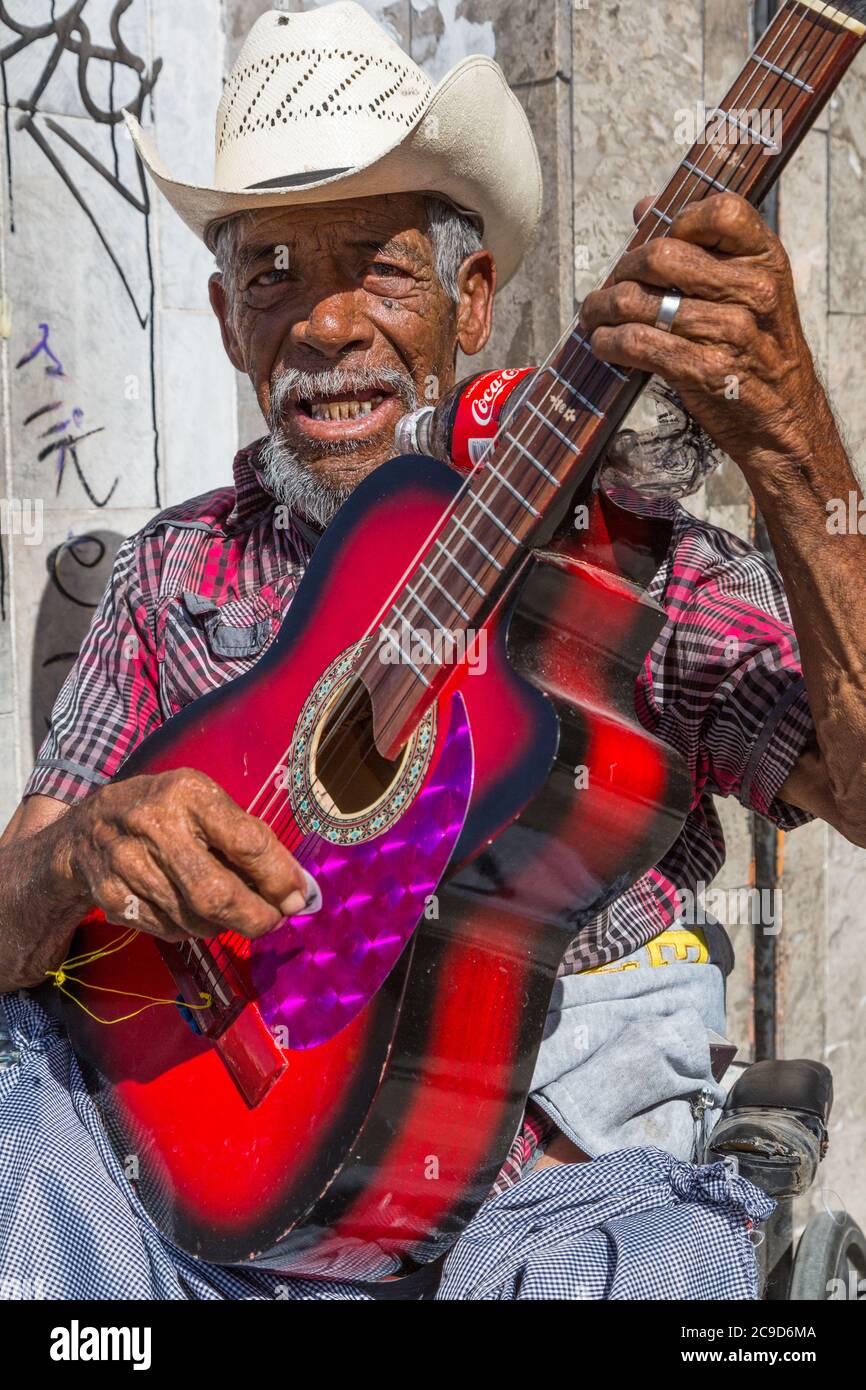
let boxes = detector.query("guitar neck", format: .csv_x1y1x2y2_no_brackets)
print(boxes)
474,0,866,562
366,0,866,755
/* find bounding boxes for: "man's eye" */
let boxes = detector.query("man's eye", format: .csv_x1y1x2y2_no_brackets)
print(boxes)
251,268,290,287
367,262,411,280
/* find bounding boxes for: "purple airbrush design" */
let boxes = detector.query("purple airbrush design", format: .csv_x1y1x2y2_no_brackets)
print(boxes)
250,696,473,1049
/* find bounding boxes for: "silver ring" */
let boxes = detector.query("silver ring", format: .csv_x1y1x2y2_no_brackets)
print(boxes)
655,290,682,333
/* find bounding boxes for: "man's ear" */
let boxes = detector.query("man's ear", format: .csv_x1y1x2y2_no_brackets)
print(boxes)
208,273,246,373
455,250,497,357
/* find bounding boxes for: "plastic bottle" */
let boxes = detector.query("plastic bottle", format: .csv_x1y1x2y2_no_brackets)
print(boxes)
394,368,538,472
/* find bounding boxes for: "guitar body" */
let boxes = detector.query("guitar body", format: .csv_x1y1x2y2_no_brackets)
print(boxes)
62,454,689,1278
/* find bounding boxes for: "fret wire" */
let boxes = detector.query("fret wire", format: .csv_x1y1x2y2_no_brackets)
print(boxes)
401,584,443,634
707,105,780,150
679,158,729,194
570,330,630,382
753,53,814,91
377,623,432,685
417,562,471,621
433,539,486,595
451,516,504,570
468,494,522,545
483,458,542,515
503,431,562,485
380,611,438,662
525,402,582,456
546,367,605,419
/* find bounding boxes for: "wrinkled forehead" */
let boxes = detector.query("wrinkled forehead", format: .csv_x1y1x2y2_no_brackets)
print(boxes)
220,193,433,263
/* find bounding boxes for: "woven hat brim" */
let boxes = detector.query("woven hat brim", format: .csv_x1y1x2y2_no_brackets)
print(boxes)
124,56,542,288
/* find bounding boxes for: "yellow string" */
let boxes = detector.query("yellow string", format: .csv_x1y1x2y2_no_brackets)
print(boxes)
45,927,212,1026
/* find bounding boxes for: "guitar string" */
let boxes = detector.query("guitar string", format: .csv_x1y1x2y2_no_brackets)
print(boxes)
241,0,828,859
240,0,832,880
310,1,825,757
183,2,836,982
372,0,830,662
69,4,840,1009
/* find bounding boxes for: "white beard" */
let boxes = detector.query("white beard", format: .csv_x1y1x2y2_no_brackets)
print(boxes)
257,435,356,529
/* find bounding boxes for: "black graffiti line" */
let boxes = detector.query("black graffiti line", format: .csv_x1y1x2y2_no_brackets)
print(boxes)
70,443,118,508
74,14,161,125
18,0,88,115
1,52,14,233
37,424,104,463
44,116,147,213
16,114,148,328
49,532,107,605
0,1,160,123
137,150,160,509
23,401,62,426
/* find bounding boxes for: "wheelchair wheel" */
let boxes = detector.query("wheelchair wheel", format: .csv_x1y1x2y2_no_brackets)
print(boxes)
789,1211,866,1300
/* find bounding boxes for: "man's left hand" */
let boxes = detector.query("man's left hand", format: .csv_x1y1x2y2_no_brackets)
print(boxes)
579,190,821,476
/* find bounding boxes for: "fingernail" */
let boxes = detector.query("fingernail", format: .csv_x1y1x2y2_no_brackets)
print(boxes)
281,869,322,918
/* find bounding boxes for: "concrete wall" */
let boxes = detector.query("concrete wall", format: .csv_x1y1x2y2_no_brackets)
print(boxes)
2,0,865,1238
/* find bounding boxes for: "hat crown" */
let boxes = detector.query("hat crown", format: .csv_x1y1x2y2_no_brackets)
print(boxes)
214,2,433,190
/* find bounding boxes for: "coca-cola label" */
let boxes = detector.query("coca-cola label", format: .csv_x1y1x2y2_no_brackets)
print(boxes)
450,367,535,473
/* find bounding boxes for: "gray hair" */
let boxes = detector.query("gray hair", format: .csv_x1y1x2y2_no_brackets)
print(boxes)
211,195,482,306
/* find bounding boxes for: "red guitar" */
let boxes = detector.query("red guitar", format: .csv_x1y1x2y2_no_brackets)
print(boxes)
60,0,865,1279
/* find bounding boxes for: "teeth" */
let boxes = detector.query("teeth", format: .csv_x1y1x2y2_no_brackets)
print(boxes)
308,395,386,421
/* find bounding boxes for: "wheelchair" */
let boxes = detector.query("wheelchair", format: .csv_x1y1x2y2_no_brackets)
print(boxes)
704,1058,866,1300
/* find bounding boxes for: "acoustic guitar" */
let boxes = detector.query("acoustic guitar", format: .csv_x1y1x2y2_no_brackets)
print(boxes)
59,0,866,1279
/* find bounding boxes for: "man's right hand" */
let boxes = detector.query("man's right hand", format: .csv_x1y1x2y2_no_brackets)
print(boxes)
59,768,311,943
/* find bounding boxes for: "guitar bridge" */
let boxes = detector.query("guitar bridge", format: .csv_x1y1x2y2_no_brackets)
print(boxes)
159,937,286,1108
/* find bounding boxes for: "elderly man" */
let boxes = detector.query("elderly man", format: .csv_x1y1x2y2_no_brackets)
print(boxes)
1,3,865,1301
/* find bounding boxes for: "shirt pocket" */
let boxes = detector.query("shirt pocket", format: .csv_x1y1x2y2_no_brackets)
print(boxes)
157,576,297,718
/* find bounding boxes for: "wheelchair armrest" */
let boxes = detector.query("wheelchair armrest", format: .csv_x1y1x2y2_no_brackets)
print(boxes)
724,1059,833,1126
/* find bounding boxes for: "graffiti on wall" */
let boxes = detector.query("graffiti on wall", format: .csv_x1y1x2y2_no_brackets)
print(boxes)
0,2,162,756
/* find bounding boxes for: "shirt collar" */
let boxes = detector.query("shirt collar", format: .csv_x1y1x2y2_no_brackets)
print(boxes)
225,439,275,532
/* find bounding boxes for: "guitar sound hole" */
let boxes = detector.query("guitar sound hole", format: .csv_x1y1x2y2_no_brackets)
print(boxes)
311,678,409,818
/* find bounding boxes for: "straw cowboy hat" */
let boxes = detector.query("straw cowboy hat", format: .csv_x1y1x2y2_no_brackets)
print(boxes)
123,1,541,287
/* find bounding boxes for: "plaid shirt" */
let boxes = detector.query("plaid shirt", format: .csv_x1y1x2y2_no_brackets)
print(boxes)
22,441,815,1185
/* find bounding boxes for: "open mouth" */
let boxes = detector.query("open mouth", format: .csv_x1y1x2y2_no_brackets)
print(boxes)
288,386,404,440
301,391,387,422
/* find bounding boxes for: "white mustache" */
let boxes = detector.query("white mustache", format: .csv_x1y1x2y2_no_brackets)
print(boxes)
269,366,419,419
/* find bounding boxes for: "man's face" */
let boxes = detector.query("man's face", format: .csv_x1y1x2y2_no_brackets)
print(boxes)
209,193,495,523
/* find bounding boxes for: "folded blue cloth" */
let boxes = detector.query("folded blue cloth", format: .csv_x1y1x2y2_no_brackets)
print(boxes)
435,1149,772,1300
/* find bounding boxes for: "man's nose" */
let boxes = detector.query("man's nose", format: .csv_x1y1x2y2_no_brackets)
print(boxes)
292,289,374,359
